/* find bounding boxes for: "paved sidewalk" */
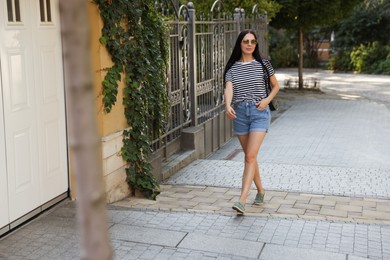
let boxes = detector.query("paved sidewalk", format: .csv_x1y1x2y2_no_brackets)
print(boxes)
1,201,384,260
1,70,390,260
165,160,390,198
114,184,390,225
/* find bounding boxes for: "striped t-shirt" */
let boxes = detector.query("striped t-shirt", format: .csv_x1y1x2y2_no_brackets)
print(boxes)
225,59,275,104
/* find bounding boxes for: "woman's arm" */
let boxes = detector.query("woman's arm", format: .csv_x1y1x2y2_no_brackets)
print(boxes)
268,74,280,101
257,74,280,110
224,81,236,119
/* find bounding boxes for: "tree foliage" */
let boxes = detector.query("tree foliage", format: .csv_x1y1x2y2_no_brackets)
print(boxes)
328,0,390,75
269,27,297,67
333,0,390,48
269,0,360,88
271,0,361,30
350,42,390,74
186,0,281,19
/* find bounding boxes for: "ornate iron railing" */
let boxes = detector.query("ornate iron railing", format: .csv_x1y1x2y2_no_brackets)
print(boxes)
152,0,269,159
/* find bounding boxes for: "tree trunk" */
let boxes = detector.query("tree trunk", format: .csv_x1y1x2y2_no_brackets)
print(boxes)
298,28,304,90
59,1,113,259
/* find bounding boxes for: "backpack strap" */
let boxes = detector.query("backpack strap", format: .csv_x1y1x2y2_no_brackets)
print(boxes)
259,59,277,111
259,59,271,96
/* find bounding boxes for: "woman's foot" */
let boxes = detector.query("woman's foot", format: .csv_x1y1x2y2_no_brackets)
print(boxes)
253,192,265,205
232,201,245,214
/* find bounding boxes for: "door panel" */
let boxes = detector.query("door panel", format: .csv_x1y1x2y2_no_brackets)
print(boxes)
8,51,28,110
0,60,9,228
0,0,41,221
13,128,34,192
33,0,68,202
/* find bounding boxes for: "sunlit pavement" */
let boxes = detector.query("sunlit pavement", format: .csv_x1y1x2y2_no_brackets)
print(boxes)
1,70,390,259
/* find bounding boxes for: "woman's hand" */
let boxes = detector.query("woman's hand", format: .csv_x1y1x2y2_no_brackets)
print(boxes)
225,105,236,119
256,98,270,110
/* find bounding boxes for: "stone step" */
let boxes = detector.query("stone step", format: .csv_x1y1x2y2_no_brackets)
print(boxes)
161,150,198,181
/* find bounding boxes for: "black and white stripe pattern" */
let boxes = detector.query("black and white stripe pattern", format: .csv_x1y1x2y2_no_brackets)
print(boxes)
225,59,275,104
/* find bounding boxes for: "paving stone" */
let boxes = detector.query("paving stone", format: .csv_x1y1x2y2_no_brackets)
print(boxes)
168,193,196,199
320,208,348,218
348,254,371,260
362,210,390,220
310,199,336,207
178,233,263,258
294,203,321,211
269,198,296,205
335,204,362,212
277,206,306,215
350,201,377,207
285,194,311,202
259,244,345,260
204,187,230,193
110,224,186,247
169,187,202,193
245,206,265,213
191,197,218,204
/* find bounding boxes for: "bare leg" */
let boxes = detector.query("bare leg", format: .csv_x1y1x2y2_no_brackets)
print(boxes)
253,164,265,193
237,132,267,204
237,135,265,194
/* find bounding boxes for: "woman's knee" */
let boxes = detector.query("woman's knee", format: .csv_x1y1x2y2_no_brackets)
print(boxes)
244,154,257,164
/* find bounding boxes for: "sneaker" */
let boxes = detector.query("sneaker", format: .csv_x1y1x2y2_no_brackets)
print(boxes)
253,192,265,205
232,201,245,214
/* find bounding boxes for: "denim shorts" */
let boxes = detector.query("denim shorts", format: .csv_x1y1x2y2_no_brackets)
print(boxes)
233,102,271,135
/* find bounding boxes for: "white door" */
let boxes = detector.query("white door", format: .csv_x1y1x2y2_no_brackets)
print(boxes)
32,0,68,203
0,0,41,221
0,0,68,223
0,68,9,228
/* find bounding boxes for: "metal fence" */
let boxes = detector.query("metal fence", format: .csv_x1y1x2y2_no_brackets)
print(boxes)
152,0,269,159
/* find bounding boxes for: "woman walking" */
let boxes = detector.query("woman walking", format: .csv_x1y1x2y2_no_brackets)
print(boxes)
224,30,280,214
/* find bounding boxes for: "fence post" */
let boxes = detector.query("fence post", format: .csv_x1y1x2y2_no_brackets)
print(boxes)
240,8,245,30
188,2,198,126
234,8,241,36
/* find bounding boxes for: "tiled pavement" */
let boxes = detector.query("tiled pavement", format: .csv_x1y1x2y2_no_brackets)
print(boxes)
1,70,390,259
109,71,390,259
1,201,389,260
114,184,390,225
165,160,390,198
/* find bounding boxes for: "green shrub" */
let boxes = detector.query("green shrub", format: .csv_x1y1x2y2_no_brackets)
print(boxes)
350,42,390,74
269,28,297,67
328,50,352,72
270,43,297,67
377,58,390,75
303,53,319,68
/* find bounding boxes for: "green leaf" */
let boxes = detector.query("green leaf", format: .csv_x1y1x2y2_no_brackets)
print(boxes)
99,36,109,45
97,0,170,200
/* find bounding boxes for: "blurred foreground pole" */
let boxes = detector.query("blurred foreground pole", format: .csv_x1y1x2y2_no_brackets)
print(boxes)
59,0,113,259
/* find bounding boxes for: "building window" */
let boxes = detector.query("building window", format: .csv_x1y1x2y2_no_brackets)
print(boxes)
6,0,21,22
39,0,52,22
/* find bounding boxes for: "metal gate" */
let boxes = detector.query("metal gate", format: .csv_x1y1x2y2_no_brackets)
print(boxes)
153,0,269,159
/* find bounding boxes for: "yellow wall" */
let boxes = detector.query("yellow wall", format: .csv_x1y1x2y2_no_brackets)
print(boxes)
88,2,127,137
70,2,128,199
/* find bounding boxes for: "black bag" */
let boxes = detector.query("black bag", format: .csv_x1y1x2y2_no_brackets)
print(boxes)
260,60,278,111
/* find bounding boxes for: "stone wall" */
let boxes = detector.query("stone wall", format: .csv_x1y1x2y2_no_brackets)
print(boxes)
101,130,130,203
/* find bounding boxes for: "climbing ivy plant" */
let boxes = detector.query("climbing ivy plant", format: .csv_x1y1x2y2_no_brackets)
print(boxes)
95,0,170,199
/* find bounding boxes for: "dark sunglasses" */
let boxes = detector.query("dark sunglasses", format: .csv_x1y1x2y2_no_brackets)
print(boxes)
242,39,257,45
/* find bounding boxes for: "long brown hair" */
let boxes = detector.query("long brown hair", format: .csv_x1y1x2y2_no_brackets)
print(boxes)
223,30,263,83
